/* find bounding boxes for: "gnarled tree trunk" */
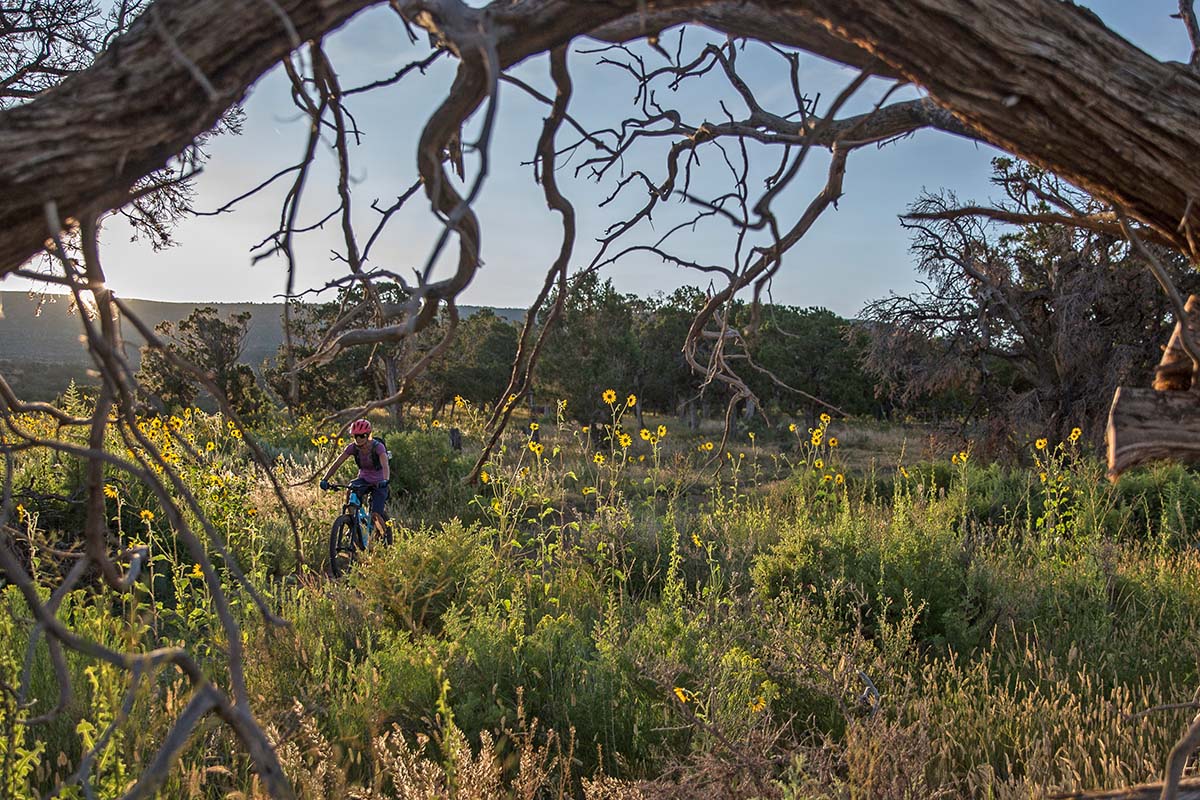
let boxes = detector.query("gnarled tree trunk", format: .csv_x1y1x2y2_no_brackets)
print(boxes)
3,0,1200,274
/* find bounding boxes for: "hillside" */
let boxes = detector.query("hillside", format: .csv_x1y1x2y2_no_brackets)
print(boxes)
0,291,524,399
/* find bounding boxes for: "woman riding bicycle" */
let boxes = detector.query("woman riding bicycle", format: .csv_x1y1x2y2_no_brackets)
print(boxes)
320,418,390,535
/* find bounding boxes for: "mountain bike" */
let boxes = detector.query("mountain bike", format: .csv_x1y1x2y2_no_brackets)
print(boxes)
325,479,392,578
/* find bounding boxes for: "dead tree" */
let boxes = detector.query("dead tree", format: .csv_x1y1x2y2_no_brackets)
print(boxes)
861,165,1198,449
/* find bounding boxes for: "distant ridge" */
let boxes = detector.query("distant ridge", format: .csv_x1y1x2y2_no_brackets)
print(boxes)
0,291,524,398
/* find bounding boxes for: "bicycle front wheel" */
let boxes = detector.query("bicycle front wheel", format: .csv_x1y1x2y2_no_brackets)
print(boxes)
329,514,359,578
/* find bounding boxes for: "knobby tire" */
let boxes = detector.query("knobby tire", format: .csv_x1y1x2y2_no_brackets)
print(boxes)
329,514,359,578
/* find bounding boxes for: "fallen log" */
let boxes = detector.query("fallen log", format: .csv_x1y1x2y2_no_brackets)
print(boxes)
1107,387,1200,479
1108,294,1200,480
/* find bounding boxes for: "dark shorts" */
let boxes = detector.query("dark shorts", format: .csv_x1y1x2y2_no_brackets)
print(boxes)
351,478,389,519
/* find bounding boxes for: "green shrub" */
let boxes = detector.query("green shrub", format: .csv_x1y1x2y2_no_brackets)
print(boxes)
386,430,476,521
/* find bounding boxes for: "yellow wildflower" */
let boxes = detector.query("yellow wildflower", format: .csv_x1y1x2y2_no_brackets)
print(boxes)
814,458,823,470
205,441,215,452
1039,472,1048,483
899,466,910,478
820,413,831,424
811,431,823,446
1069,427,1082,442
529,422,539,432
602,389,617,404
958,450,969,462
454,395,466,408
480,470,491,484
626,393,637,407
638,455,645,462
835,473,845,485
673,687,690,704
230,428,242,439
829,437,839,448
657,424,667,438
581,426,590,434
593,453,605,466
190,563,204,579
788,423,796,432
1035,438,1047,450
619,433,632,448
951,453,960,465
750,696,767,713
822,474,833,483
691,532,702,548
15,503,25,519
140,509,155,522
432,419,442,428
640,428,651,441
103,484,118,499
491,498,502,512
748,431,756,441
703,441,714,451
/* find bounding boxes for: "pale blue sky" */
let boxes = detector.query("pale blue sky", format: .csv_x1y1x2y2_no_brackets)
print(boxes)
18,1,1191,317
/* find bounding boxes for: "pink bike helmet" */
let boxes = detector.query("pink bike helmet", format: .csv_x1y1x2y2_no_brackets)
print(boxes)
350,418,372,436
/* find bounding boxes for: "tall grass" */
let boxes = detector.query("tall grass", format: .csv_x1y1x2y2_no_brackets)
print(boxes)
6,398,1200,797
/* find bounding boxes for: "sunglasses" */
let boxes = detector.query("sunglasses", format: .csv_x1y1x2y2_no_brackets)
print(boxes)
352,433,368,440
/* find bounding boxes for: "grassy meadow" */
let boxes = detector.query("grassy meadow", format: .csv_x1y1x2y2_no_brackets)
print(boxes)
6,390,1200,798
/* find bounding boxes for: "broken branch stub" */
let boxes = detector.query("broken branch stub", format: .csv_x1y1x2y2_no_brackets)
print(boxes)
1153,294,1200,391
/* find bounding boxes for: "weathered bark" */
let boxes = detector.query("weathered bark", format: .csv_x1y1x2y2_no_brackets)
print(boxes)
5,0,1200,277
1109,294,1200,479
782,0,1200,256
1107,387,1200,478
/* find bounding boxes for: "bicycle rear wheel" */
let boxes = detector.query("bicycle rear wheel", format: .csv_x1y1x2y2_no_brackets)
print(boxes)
374,513,394,547
329,514,359,578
